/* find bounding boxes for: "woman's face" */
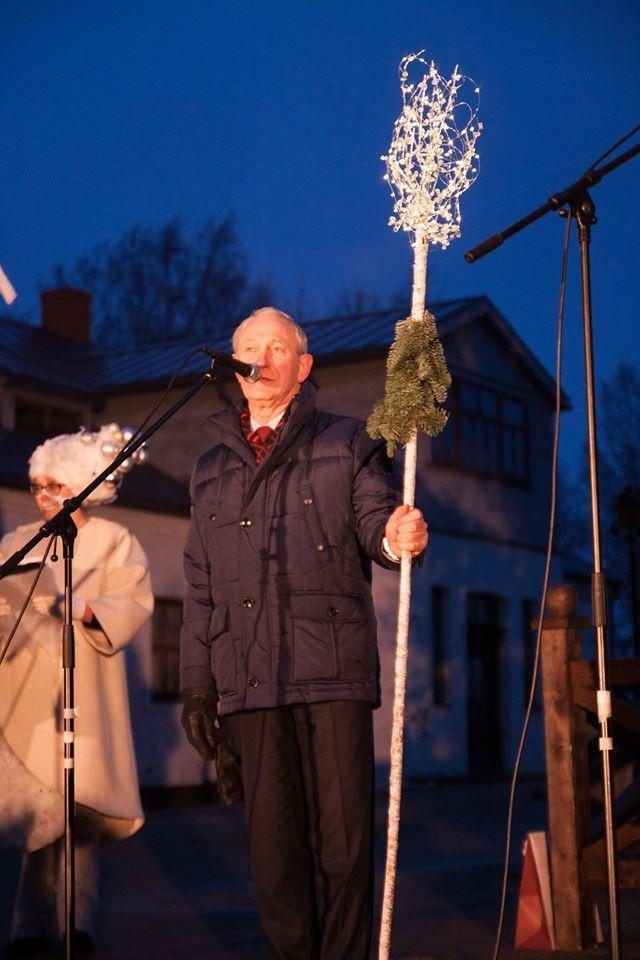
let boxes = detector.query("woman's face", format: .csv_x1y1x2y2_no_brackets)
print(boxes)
29,475,74,521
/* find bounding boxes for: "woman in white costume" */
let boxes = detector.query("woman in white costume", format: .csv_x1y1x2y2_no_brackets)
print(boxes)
0,426,153,959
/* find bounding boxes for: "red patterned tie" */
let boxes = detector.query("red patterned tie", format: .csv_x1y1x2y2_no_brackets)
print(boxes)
249,425,276,464
240,409,284,464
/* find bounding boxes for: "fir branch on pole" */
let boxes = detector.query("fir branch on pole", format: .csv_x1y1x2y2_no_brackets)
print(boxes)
367,307,451,457
371,52,481,960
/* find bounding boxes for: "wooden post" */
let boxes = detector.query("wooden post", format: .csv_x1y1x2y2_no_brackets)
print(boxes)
539,584,596,949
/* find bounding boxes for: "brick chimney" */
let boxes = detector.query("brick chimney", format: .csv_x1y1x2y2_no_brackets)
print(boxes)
40,287,91,343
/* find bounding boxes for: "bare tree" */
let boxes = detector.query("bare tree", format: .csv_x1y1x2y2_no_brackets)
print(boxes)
46,216,276,347
332,285,383,317
560,363,640,646
598,364,640,507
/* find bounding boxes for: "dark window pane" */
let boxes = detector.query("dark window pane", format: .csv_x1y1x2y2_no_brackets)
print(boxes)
487,422,500,473
430,380,529,485
49,408,83,434
432,586,450,707
459,382,480,412
14,404,44,433
152,597,182,701
14,401,82,435
433,423,454,463
501,397,524,426
502,426,515,477
513,431,526,479
480,389,498,418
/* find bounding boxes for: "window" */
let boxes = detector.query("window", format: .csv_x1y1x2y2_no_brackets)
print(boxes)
432,380,529,483
152,597,183,701
14,399,83,435
466,592,505,777
522,599,542,712
432,586,450,707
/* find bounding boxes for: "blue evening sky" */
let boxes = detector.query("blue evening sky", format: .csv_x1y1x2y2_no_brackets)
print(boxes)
2,0,639,468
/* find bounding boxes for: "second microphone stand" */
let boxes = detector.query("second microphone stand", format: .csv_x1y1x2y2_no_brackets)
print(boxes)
465,143,640,960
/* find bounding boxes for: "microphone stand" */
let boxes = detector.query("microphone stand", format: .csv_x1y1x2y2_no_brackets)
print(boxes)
0,365,217,960
61,515,78,960
465,142,639,960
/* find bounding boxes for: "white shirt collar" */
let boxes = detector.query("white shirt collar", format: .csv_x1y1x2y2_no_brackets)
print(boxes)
250,410,286,432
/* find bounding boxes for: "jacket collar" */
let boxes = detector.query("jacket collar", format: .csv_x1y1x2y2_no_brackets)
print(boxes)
206,380,318,467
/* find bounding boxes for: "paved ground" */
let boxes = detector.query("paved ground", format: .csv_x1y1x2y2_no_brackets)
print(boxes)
1,780,638,959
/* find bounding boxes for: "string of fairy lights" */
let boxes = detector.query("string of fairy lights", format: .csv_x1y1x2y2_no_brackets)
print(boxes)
382,50,482,249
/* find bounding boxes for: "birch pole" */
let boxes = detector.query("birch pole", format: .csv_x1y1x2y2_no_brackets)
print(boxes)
367,53,481,960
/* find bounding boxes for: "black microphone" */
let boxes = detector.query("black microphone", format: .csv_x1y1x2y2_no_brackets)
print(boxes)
201,348,261,383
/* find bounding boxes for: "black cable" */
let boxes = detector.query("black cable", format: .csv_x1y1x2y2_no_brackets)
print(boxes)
491,208,572,960
116,346,206,458
584,123,640,174
0,534,57,667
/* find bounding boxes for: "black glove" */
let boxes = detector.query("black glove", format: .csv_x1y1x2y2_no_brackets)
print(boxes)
181,691,223,761
180,691,244,806
214,735,244,806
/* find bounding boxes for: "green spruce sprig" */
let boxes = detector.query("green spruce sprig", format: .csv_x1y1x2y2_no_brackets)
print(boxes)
367,310,451,457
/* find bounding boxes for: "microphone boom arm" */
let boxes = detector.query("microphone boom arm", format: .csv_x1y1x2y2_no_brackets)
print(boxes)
464,141,640,263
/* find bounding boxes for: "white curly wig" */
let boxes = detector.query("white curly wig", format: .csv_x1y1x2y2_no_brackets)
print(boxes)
29,426,125,506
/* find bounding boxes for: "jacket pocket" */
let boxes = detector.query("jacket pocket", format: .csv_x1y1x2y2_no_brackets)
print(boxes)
290,593,376,683
208,605,237,695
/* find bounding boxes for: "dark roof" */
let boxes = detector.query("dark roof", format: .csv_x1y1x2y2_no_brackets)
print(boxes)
0,296,570,409
0,315,105,400
0,296,568,516
87,300,474,392
0,296,563,403
298,298,472,360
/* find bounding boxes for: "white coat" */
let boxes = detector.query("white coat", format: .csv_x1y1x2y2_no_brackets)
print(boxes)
0,516,153,851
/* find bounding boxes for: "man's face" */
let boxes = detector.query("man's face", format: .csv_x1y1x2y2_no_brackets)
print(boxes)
233,312,312,409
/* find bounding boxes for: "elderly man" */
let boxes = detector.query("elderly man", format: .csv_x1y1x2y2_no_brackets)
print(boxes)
180,307,427,960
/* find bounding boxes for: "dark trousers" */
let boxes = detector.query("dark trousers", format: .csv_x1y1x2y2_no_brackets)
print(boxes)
224,700,374,960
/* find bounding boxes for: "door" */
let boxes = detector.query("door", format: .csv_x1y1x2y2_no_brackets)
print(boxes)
467,592,505,778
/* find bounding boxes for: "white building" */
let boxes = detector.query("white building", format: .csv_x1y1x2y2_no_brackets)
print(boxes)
0,290,568,791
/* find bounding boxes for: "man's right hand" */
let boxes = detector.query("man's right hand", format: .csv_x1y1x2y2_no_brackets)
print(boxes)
180,691,223,761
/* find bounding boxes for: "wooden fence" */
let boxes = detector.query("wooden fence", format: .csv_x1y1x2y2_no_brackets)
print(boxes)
539,584,640,949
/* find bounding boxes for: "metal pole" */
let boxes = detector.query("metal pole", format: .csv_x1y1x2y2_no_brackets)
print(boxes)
61,520,78,960
574,190,622,959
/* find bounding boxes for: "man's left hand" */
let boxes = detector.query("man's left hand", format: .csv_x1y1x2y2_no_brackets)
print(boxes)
385,505,428,558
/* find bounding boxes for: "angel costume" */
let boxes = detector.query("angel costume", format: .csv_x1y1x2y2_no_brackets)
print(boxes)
0,428,153,951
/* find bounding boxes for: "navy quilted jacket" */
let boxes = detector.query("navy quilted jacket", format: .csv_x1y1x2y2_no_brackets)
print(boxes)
179,381,401,715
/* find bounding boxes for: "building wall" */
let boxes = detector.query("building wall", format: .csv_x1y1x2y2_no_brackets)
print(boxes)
373,532,558,780
1,318,560,787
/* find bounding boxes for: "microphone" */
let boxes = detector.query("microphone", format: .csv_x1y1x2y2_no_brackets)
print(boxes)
201,349,261,383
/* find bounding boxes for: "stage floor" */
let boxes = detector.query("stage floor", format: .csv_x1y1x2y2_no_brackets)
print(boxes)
1,780,638,959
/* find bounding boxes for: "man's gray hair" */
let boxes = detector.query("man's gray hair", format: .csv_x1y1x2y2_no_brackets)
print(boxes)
232,307,308,355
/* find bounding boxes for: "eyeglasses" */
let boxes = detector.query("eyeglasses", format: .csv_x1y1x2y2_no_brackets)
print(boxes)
29,482,63,496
